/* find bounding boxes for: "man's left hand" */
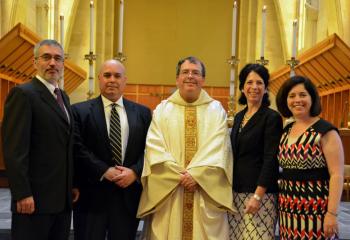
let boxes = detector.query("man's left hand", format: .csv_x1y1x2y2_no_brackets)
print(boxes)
113,166,137,188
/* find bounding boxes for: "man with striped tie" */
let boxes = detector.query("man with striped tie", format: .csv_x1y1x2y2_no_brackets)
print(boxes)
72,59,152,240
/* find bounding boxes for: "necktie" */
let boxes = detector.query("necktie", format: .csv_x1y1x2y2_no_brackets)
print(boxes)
54,88,68,121
110,103,122,166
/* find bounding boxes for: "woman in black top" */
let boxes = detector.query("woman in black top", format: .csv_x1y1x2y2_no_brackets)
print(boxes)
228,64,282,239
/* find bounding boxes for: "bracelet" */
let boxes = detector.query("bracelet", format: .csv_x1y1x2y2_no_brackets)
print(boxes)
327,211,338,217
253,194,262,201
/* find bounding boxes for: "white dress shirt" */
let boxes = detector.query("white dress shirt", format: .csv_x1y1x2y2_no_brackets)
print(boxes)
36,75,70,122
101,95,129,164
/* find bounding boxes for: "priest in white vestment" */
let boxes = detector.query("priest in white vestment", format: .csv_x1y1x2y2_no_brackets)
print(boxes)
137,56,236,240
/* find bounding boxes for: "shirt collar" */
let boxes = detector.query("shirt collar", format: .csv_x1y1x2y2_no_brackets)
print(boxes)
168,89,213,106
36,75,58,94
101,95,124,109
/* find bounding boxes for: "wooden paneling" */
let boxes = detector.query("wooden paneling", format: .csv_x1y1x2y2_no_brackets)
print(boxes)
322,95,328,120
123,94,137,102
122,83,230,111
0,179,8,188
124,85,137,93
334,92,342,127
341,90,350,128
211,87,230,96
328,94,335,123
340,129,350,165
318,89,350,128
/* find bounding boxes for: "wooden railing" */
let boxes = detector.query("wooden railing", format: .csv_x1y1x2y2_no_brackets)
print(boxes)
123,84,230,111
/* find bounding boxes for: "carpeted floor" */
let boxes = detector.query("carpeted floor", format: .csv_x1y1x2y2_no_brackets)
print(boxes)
1,188,349,239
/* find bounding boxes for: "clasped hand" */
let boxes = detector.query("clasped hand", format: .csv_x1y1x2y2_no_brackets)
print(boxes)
104,166,137,188
180,171,197,192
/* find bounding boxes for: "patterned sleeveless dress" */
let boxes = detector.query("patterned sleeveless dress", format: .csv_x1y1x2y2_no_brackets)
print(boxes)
277,119,338,240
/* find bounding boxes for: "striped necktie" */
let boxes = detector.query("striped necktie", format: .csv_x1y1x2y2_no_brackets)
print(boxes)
109,103,122,166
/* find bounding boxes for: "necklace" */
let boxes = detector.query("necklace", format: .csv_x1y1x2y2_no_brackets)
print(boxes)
239,113,251,132
243,113,251,121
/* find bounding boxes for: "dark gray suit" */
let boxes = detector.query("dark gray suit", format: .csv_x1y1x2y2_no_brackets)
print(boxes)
1,77,74,240
72,96,151,240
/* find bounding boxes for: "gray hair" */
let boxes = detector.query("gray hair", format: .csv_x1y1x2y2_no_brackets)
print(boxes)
176,56,206,77
33,39,63,58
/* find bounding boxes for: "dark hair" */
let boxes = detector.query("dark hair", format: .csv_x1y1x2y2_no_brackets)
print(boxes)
238,63,270,106
276,75,322,118
33,39,63,58
176,56,206,77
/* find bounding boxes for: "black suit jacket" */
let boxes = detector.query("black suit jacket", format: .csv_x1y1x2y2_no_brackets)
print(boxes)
231,106,282,193
72,96,151,216
1,78,74,213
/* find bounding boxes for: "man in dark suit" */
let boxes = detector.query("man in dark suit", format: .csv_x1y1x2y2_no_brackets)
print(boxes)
1,39,79,240
72,59,152,240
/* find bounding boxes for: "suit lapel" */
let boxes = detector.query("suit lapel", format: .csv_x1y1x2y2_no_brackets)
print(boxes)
91,96,110,150
61,90,73,127
240,106,266,133
232,110,244,157
123,98,136,164
33,78,69,125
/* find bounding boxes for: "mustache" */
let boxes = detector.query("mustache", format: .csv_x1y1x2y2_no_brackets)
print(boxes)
45,68,59,72
183,80,197,84
106,83,120,88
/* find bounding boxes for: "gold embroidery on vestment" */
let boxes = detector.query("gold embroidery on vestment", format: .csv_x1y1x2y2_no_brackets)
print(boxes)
182,106,197,240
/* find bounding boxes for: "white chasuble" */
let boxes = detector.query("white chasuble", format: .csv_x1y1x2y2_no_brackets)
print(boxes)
137,90,236,240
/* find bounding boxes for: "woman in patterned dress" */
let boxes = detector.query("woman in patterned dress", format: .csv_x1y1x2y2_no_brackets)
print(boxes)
276,76,344,239
228,64,283,239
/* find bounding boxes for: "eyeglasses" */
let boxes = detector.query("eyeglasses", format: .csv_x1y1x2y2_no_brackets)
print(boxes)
36,54,64,63
179,70,202,77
